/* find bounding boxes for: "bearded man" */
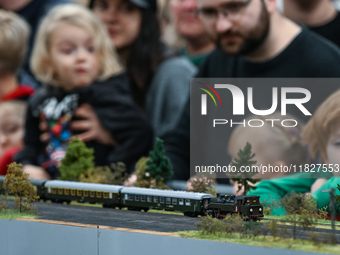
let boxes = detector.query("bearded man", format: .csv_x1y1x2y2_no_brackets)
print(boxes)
166,0,340,181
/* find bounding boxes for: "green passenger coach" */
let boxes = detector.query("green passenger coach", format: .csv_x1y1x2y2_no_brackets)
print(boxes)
120,187,213,216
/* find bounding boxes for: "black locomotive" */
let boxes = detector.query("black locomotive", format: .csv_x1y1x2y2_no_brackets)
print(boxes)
0,176,263,220
206,194,263,221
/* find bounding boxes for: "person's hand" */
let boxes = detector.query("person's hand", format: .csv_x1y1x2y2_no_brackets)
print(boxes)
39,120,49,143
71,104,116,146
310,178,328,193
23,164,51,180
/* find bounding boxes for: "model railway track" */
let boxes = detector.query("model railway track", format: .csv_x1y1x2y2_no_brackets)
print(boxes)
262,218,340,229
0,177,264,220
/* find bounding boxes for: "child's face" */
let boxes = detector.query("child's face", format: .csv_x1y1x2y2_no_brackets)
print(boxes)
0,113,24,156
326,124,340,166
49,23,101,91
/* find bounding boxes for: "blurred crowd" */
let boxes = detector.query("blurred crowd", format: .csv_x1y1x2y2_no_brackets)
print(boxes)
1,0,340,211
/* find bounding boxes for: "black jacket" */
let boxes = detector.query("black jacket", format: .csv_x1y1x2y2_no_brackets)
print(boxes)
14,73,153,176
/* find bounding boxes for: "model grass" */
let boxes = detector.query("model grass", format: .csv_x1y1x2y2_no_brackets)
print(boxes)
177,230,340,254
178,192,339,253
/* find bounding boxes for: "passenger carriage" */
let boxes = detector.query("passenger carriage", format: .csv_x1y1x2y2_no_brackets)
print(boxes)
120,187,213,217
44,180,123,206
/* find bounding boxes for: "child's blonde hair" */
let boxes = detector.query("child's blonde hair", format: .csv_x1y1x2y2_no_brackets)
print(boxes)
0,10,30,73
303,90,340,163
0,101,27,124
31,4,123,86
229,112,306,167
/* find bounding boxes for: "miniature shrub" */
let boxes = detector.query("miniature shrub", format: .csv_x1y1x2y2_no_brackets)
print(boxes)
196,215,224,234
318,206,328,220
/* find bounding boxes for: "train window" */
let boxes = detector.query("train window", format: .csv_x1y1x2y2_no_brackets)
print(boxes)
160,197,164,204
103,192,109,199
83,191,88,197
253,200,257,203
179,199,184,205
58,189,63,195
141,195,146,202
71,189,76,196
166,198,171,204
172,198,177,205
147,196,152,203
153,197,158,203
77,190,82,196
90,191,95,197
64,189,69,195
97,192,102,198
52,188,57,194
185,199,191,206
135,195,139,201
129,194,134,200
247,200,250,203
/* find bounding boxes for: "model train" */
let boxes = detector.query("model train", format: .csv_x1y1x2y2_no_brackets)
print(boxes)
0,176,263,220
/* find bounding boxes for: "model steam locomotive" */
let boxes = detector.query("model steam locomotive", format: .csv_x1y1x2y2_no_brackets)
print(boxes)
0,176,263,220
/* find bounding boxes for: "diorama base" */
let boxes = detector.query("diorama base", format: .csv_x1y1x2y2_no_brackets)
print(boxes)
0,218,332,255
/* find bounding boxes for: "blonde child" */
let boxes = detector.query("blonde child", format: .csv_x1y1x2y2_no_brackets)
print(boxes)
14,5,153,179
244,97,339,214
303,89,340,212
0,10,35,101
0,101,26,175
228,112,309,195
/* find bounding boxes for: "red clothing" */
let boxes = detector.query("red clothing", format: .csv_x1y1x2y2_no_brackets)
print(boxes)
0,85,35,101
0,146,22,175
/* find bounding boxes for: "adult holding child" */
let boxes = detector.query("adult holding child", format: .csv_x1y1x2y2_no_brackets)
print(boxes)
15,4,153,179
60,0,197,170
88,0,196,140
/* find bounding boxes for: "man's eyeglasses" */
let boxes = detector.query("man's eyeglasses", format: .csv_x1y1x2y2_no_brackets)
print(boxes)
196,0,252,23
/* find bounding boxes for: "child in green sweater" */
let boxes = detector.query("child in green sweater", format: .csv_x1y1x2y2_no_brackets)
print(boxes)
247,90,340,214
303,90,340,213
228,113,318,214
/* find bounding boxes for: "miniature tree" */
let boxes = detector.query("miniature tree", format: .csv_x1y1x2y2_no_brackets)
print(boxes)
134,138,173,189
4,163,39,213
134,156,171,190
187,172,217,196
59,138,95,181
144,138,173,182
230,142,259,195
